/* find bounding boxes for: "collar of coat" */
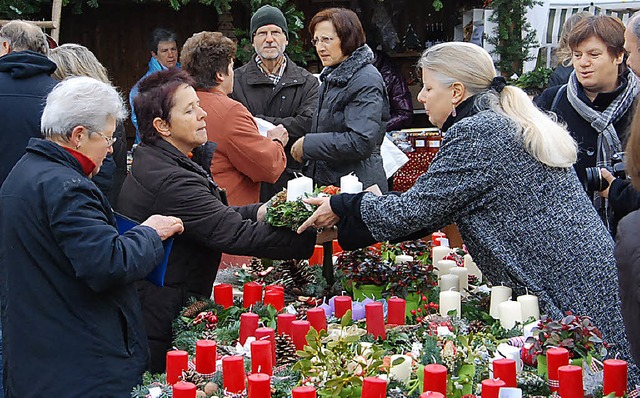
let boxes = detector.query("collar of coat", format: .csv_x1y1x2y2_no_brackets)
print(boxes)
319,44,373,87
244,54,305,85
152,138,217,180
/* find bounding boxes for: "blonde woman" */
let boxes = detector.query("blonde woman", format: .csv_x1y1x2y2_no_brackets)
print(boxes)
49,44,127,206
300,42,636,383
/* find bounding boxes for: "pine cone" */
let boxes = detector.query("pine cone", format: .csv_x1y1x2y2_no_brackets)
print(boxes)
275,333,298,367
183,300,210,318
280,260,315,292
468,319,487,334
181,369,209,389
200,329,216,341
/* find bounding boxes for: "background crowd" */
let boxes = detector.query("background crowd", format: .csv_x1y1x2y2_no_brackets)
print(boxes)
3,4,640,396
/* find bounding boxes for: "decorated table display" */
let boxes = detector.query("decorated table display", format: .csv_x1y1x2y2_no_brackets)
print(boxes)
132,240,629,398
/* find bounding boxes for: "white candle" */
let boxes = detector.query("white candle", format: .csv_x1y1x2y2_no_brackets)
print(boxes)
498,300,523,330
449,267,469,293
439,290,461,317
395,255,413,264
489,286,512,319
436,259,456,277
389,354,412,383
439,274,459,292
495,342,524,372
286,176,313,202
340,174,362,194
516,294,540,321
432,245,450,265
463,254,483,280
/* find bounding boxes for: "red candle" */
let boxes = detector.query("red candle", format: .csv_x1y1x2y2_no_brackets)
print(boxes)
423,364,447,395
420,393,445,398
307,308,327,332
546,347,570,392
371,242,383,251
292,386,317,398
291,320,311,351
222,355,246,393
309,245,324,265
166,350,188,385
214,283,234,309
492,358,516,387
604,359,627,397
255,327,276,365
250,340,273,376
173,381,196,398
277,313,296,336
264,291,285,312
361,376,387,398
481,378,506,398
248,373,271,398
332,239,343,254
334,296,352,319
365,302,386,340
243,282,263,308
195,340,217,374
387,297,406,325
558,365,583,398
431,231,446,245
239,312,259,345
265,284,284,293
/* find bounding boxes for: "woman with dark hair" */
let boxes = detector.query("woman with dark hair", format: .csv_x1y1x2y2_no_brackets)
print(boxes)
118,68,330,373
536,15,640,233
290,7,390,192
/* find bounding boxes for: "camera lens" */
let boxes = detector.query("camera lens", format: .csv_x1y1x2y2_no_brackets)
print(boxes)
584,167,609,192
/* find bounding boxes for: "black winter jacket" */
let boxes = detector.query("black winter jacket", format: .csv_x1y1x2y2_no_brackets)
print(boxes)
0,51,57,187
1,138,164,397
232,55,319,201
117,139,315,372
372,50,413,131
303,45,390,192
615,209,640,368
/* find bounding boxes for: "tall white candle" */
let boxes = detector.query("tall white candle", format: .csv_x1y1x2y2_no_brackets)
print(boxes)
463,254,483,280
436,259,456,277
498,300,523,330
389,354,412,383
286,176,313,202
395,255,413,264
432,245,450,265
495,342,524,372
439,274,459,292
340,174,363,194
489,286,512,319
449,267,469,293
439,290,461,317
516,294,540,321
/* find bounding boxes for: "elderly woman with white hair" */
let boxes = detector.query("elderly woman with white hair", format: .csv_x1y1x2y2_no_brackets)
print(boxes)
0,76,184,397
300,41,637,384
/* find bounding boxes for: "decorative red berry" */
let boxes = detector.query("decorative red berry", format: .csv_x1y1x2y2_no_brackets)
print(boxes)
411,309,417,315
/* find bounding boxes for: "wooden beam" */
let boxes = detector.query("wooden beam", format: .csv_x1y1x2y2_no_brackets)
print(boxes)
0,20,57,29
0,0,63,42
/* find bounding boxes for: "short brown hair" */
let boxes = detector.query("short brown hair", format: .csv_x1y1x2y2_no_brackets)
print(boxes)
309,8,365,57
180,31,236,90
568,15,625,58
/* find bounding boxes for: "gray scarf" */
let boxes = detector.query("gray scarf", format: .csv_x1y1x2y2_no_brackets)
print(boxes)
566,70,639,168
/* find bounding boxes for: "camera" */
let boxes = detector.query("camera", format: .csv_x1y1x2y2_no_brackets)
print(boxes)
584,152,627,192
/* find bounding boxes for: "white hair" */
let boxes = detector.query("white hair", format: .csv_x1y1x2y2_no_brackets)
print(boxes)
41,76,127,140
418,42,577,168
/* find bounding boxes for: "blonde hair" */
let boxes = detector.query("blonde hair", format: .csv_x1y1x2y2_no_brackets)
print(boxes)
418,42,577,168
49,44,110,83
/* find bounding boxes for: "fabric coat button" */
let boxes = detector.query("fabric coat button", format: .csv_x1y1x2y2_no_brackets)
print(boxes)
586,147,595,156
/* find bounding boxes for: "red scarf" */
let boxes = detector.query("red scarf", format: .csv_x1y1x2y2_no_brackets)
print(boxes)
62,147,97,176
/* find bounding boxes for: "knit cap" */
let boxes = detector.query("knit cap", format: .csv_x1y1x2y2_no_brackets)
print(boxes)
250,5,288,40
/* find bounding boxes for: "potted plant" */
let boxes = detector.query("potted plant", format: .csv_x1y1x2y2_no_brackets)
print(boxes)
335,247,392,300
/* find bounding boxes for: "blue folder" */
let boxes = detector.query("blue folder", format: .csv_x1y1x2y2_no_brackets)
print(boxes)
114,213,173,287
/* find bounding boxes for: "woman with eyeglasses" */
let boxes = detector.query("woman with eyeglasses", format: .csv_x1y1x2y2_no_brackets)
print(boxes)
290,8,390,192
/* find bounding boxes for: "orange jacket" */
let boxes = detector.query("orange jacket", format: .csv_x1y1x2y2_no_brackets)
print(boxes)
199,89,286,206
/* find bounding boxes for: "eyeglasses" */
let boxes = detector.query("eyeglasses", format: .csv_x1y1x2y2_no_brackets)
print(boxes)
311,36,337,47
92,131,117,147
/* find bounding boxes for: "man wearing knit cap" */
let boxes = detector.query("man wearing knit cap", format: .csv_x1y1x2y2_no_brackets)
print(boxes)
232,4,319,202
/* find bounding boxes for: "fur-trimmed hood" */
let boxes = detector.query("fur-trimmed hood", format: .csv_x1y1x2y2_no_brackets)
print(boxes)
319,44,374,86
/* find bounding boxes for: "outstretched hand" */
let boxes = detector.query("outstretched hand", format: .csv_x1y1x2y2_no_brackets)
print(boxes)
297,196,340,234
141,214,184,241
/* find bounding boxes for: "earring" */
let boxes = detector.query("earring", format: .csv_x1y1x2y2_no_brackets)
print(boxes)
452,104,457,118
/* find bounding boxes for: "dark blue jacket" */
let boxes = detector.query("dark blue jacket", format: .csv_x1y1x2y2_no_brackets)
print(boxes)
0,51,57,187
0,139,164,397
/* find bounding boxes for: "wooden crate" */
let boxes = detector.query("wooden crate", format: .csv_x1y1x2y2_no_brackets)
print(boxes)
393,128,441,192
